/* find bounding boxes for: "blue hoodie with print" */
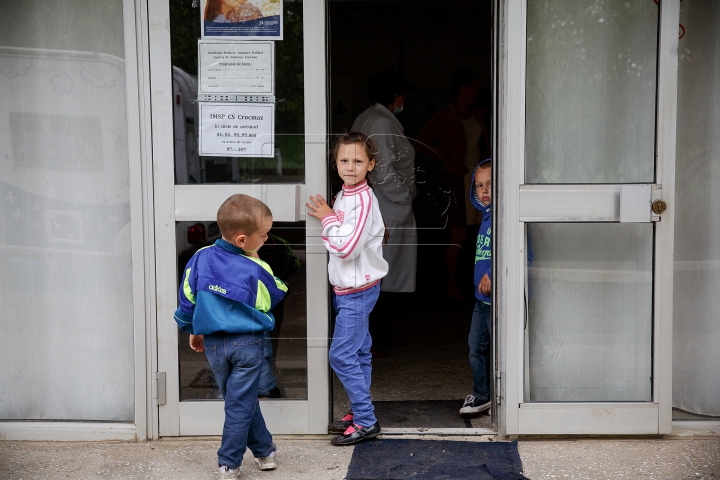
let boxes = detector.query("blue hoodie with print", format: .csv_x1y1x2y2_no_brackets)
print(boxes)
470,159,493,303
470,159,533,303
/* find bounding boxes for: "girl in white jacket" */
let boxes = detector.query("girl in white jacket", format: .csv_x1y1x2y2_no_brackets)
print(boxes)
306,132,388,445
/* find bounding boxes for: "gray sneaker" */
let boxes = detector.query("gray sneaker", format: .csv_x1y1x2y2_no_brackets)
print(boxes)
218,465,240,479
254,443,277,471
459,395,491,415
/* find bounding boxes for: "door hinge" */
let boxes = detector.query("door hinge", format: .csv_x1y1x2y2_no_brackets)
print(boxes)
154,372,167,406
495,371,502,405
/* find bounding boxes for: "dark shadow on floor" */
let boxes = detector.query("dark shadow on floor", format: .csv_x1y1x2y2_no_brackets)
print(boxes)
374,399,491,429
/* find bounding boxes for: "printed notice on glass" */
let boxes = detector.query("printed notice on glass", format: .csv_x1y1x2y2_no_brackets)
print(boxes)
199,103,274,157
199,41,274,95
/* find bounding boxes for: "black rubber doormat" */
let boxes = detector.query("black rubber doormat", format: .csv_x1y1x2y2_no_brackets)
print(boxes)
345,439,528,480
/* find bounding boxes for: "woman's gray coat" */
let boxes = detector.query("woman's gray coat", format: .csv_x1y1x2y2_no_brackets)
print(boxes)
352,104,417,292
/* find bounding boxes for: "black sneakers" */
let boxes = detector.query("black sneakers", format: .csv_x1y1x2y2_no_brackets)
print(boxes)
331,422,381,446
459,394,491,415
328,411,354,433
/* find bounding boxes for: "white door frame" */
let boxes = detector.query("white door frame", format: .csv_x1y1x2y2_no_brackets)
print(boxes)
496,0,679,436
150,0,330,436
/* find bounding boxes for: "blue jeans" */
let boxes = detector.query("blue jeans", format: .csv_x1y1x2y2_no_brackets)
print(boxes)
204,332,274,469
469,301,492,402
330,283,381,428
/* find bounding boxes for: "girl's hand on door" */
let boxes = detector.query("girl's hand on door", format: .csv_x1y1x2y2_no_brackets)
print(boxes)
306,194,334,220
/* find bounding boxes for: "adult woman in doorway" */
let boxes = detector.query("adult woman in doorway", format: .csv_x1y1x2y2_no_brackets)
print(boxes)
352,70,417,351
415,70,490,299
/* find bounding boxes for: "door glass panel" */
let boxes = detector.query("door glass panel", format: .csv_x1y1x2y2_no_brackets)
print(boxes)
177,221,307,400
672,0,720,421
525,0,658,184
0,1,134,421
526,223,653,402
170,0,304,184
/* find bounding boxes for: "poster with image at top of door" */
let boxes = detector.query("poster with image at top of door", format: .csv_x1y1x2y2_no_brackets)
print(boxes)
200,0,282,40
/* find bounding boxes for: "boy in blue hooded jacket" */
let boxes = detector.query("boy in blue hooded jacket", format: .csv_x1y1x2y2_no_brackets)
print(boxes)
459,159,532,415
174,194,288,479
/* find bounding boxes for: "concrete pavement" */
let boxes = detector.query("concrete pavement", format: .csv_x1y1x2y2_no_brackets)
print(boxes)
1,435,719,479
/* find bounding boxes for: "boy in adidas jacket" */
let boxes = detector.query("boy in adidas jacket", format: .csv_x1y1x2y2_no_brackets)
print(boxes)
174,194,287,479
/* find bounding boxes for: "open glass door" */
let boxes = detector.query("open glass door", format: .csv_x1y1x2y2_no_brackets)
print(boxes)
498,0,679,434
150,0,329,436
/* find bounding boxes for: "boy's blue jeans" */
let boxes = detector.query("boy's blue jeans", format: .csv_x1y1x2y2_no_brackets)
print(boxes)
204,332,274,469
330,283,381,428
469,300,492,402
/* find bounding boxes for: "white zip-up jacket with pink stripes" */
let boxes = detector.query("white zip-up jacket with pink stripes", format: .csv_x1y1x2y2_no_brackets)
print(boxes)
321,180,389,295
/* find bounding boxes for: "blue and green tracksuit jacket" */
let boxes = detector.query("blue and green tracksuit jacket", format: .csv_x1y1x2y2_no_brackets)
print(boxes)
174,238,288,335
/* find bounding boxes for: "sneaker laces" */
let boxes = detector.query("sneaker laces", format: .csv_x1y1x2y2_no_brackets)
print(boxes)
463,395,476,406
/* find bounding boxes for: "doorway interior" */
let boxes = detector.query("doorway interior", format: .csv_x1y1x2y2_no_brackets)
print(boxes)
329,0,494,431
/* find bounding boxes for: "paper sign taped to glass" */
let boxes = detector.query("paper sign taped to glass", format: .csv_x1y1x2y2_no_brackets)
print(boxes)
198,41,274,96
198,103,275,157
200,0,283,40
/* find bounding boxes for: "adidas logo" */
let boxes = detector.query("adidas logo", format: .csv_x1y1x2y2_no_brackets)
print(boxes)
209,285,227,294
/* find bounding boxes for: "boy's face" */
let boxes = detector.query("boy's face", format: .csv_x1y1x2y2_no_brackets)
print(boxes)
474,166,492,207
234,215,273,254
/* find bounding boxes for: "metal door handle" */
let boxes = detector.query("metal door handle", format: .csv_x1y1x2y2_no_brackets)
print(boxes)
652,200,667,214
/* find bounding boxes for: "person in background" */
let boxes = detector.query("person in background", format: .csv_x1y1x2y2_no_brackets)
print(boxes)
415,70,490,300
352,70,417,354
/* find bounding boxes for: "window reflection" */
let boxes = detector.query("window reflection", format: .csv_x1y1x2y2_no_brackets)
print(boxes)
0,1,133,421
525,0,658,183
526,223,653,402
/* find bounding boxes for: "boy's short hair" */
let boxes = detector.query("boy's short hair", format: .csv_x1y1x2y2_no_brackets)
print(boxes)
477,159,492,170
217,194,272,239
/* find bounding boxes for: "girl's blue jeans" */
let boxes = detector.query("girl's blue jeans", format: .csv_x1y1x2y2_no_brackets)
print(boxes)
330,283,381,428
204,332,274,469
